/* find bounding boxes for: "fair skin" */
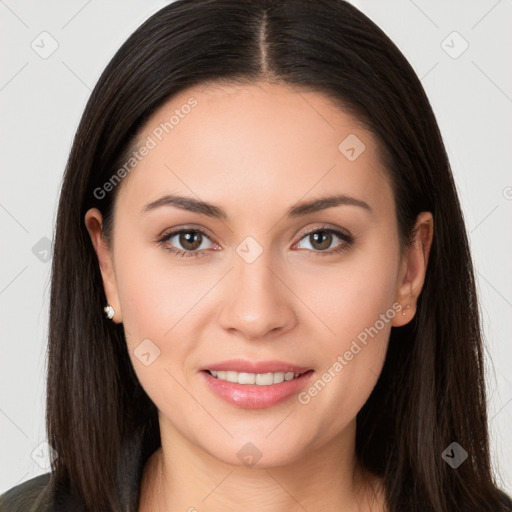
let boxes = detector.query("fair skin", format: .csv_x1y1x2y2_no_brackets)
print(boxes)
85,81,433,511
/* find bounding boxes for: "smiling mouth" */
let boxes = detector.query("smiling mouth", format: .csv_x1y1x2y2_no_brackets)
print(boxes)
204,369,312,386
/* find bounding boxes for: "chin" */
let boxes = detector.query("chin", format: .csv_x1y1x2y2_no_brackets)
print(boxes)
197,433,312,469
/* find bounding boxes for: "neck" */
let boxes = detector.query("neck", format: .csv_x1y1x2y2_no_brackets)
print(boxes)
138,417,384,512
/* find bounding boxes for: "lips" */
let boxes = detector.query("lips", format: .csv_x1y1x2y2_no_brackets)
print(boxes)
198,359,315,409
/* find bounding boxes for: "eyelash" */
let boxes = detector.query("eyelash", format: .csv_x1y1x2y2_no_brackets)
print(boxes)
157,225,354,258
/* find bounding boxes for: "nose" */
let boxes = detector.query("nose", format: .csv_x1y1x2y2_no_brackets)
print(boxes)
217,248,297,341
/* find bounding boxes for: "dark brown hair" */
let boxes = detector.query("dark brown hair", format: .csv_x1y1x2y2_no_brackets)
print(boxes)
47,1,510,510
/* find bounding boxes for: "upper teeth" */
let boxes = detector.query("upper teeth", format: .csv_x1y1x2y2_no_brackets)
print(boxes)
209,370,301,385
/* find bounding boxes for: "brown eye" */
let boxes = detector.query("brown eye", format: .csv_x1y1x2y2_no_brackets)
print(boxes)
309,230,333,251
295,227,354,255
178,231,203,251
158,228,217,258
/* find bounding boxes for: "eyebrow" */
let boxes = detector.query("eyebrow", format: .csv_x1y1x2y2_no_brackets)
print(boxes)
141,193,372,219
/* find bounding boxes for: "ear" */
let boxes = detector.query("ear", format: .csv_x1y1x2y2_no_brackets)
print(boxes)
84,208,122,323
392,211,434,327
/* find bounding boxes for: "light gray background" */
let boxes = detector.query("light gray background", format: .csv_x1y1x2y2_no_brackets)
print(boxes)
1,0,511,496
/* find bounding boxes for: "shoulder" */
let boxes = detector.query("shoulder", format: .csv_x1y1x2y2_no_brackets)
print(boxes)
0,473,52,512
498,489,512,509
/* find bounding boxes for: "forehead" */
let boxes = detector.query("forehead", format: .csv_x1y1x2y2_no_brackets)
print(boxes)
115,81,392,218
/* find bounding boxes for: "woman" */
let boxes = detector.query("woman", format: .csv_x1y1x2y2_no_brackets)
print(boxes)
1,0,510,510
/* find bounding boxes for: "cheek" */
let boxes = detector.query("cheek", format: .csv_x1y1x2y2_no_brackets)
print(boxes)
113,236,209,341
293,235,399,345
111,242,203,397
115,254,202,417
294,238,399,432
297,296,393,447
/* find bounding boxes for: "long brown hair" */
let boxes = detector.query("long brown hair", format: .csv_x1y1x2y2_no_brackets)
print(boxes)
47,1,510,510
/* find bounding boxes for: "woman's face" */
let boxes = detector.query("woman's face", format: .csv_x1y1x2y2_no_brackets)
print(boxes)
86,81,431,468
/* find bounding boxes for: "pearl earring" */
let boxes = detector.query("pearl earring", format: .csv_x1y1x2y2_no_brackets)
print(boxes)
104,304,115,320
401,304,411,316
